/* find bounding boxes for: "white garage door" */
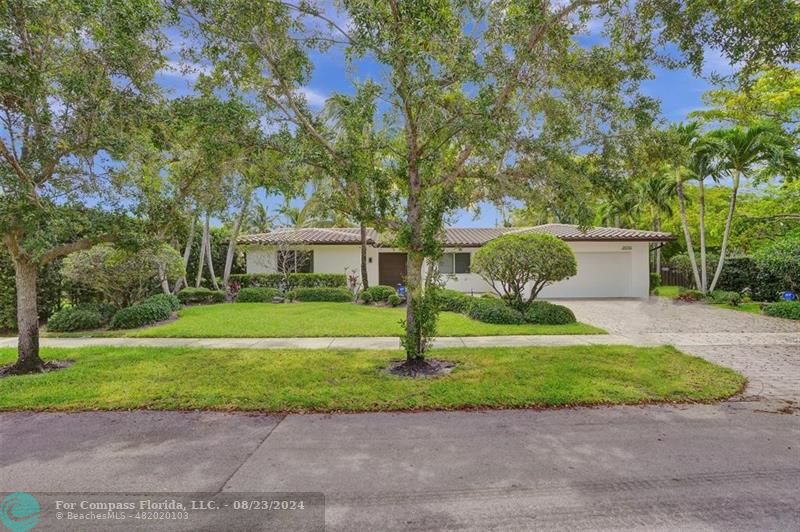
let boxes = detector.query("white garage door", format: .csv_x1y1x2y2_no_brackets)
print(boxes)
539,252,632,298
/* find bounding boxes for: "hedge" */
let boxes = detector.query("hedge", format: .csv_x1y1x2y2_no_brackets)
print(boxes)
361,285,396,303
525,301,576,325
387,294,403,307
228,273,346,290
716,257,784,302
435,289,471,313
466,297,525,324
46,307,105,332
177,287,225,305
236,287,280,303
289,287,352,302
763,301,800,320
110,300,173,329
143,293,181,312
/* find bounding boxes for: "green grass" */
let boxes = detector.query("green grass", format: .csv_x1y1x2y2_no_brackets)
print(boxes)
713,302,762,315
0,346,743,411
118,302,604,338
653,285,680,298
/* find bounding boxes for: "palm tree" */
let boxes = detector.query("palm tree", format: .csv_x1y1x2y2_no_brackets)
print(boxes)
245,202,276,234
597,188,640,228
706,124,799,292
671,122,704,291
636,173,675,274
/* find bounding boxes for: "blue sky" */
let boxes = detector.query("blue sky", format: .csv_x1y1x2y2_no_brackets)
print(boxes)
156,20,733,229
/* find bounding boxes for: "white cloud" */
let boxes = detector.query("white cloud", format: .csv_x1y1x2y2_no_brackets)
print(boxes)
298,87,328,108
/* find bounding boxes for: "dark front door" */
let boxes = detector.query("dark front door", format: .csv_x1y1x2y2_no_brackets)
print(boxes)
379,253,407,288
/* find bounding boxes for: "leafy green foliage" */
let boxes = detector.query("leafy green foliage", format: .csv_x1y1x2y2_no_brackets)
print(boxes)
708,290,742,306
236,287,280,303
177,287,225,305
472,233,577,311
46,308,105,333
289,287,352,302
650,272,661,291
143,294,181,312
387,294,402,307
110,300,173,330
754,231,800,293
61,244,184,309
763,301,800,320
467,298,525,325
525,301,577,325
228,273,346,290
361,285,396,303
435,289,471,314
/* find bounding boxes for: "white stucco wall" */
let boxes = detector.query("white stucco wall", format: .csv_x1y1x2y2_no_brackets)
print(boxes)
245,240,651,298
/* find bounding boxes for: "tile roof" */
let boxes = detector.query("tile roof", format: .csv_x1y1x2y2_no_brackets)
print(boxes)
238,224,674,246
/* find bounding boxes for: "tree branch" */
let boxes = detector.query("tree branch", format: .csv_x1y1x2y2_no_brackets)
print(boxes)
39,235,113,265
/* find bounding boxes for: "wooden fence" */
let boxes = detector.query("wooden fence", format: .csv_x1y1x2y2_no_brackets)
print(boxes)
655,266,694,289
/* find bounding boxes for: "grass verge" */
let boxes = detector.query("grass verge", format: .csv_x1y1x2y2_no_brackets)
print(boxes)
117,302,604,338
0,346,744,412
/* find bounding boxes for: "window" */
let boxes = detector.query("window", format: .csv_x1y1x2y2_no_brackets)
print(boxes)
277,250,313,273
439,252,470,274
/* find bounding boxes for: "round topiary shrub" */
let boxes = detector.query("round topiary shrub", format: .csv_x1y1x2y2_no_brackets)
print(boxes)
467,297,525,324
110,301,172,329
47,307,105,332
525,301,576,325
362,285,396,302
436,289,470,313
236,287,280,303
359,290,374,304
143,293,181,311
763,301,800,320
387,294,403,307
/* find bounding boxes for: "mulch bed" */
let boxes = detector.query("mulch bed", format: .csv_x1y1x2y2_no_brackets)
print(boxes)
387,358,455,378
0,360,72,378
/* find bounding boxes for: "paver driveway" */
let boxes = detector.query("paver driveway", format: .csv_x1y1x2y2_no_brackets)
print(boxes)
561,298,800,402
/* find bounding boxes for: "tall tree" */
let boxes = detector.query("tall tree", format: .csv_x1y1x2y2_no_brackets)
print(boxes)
0,0,166,373
184,0,799,365
637,173,675,273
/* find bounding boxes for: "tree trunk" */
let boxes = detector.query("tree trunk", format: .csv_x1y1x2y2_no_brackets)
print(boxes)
158,263,171,294
403,155,426,362
204,214,220,290
676,179,702,290
195,216,207,288
698,178,708,293
360,221,369,290
709,172,741,292
173,213,197,294
654,216,662,275
11,255,44,372
223,191,252,288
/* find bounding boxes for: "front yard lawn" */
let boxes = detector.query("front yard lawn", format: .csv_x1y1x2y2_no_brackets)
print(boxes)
125,302,604,337
0,345,743,411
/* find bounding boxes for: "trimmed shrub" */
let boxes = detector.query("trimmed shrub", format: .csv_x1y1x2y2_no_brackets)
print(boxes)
46,307,105,332
290,287,352,302
763,301,800,320
177,287,225,305
387,294,402,307
228,273,347,290
76,301,118,323
362,285,396,302
359,290,374,304
708,290,741,306
110,301,172,329
143,293,181,312
649,272,661,291
236,287,280,303
436,289,471,313
525,301,576,325
466,297,525,324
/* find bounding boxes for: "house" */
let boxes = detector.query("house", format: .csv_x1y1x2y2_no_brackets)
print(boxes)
238,224,675,299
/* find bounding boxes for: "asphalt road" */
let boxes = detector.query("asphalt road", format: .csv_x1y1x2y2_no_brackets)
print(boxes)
2,401,798,531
